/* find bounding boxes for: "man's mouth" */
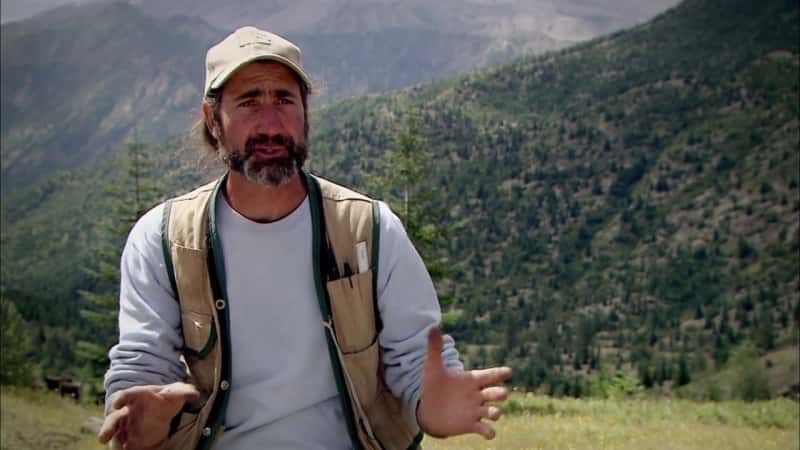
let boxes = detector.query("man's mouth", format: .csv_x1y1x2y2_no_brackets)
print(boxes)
252,145,288,158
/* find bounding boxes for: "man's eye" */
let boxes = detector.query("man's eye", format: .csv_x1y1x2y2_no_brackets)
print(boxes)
239,99,256,107
277,98,293,105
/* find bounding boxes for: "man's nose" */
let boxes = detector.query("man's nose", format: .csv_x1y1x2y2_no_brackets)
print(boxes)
255,106,284,134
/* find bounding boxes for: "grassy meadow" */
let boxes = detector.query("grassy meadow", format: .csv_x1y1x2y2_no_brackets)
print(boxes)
427,393,799,450
0,386,103,450
1,387,797,450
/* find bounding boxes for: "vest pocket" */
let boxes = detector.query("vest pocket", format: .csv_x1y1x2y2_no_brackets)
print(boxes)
171,410,200,435
327,270,377,353
181,310,217,359
182,314,218,399
341,337,380,411
365,384,419,448
164,406,217,450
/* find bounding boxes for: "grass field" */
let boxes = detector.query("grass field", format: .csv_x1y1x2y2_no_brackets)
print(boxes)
0,386,104,450
1,387,797,450
426,393,799,450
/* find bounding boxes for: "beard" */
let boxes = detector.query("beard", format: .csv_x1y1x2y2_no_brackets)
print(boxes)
218,133,308,187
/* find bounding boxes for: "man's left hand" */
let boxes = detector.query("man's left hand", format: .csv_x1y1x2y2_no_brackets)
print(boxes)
417,326,513,440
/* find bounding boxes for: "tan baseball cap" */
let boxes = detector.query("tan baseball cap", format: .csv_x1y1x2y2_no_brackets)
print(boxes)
204,26,311,96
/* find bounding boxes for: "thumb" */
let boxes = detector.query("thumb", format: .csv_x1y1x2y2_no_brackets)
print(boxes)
424,326,445,375
159,382,200,404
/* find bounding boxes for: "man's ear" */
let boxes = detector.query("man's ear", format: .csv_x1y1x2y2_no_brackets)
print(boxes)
202,101,220,139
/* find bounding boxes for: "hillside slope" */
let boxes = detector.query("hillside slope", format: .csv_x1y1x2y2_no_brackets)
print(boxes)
130,0,679,41
0,2,222,190
1,0,798,389
308,0,800,389
1,0,684,192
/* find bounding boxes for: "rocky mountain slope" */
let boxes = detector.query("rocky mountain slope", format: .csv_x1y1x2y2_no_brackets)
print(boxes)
2,0,797,393
1,0,680,191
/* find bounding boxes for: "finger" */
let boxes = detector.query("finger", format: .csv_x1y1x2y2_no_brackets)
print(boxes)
424,326,445,374
98,406,129,443
481,386,510,403
110,436,124,450
160,382,201,403
471,420,497,440
472,366,513,387
479,405,502,421
108,390,124,411
110,385,152,410
116,428,128,447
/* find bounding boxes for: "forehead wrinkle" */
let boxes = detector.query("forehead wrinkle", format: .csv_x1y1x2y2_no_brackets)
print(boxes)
227,79,299,102
234,87,265,101
231,87,296,103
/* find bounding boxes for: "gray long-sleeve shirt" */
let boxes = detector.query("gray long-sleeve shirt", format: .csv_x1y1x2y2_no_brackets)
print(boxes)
104,189,462,449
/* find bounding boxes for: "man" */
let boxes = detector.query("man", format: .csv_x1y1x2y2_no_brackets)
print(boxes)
100,26,511,450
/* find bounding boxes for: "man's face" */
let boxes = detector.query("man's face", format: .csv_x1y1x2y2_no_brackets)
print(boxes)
207,60,307,186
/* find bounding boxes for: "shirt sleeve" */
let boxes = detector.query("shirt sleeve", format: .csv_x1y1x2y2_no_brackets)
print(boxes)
103,203,187,411
375,201,463,417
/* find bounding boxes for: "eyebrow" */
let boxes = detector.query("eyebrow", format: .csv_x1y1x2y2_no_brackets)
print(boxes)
234,88,264,102
233,87,296,102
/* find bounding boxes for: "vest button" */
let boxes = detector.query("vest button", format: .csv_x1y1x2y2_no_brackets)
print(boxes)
215,299,226,310
202,427,212,437
220,380,230,391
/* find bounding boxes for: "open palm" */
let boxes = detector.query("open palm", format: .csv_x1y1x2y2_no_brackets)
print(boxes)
417,327,513,439
98,382,199,450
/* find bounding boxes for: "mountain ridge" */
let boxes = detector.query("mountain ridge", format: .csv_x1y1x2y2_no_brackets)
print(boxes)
1,0,681,191
1,0,798,393
1,2,223,190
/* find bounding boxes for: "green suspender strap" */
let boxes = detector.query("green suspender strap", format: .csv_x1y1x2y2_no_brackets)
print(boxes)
203,177,234,450
159,177,232,450
371,199,383,333
161,171,420,450
305,171,423,450
161,199,179,298
305,172,363,449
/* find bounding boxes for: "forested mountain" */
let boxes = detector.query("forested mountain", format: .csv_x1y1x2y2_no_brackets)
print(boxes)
0,2,222,191
2,0,798,394
1,0,680,192
313,0,800,393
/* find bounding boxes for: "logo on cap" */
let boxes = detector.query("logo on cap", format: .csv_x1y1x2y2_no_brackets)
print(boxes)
237,29,273,48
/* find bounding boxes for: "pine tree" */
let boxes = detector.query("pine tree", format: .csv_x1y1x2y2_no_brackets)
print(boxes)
754,310,776,351
675,352,691,386
0,297,34,385
639,362,654,388
76,140,162,381
369,106,452,304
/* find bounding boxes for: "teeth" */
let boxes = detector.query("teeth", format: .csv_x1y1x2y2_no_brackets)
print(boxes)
255,146,284,155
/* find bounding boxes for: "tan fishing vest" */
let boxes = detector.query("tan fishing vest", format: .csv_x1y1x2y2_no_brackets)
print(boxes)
157,171,422,450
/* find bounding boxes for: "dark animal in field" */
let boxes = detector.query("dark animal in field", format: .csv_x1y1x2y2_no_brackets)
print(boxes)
59,381,82,401
44,375,66,391
43,376,82,402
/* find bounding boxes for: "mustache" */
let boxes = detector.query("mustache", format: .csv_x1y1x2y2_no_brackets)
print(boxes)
244,134,295,153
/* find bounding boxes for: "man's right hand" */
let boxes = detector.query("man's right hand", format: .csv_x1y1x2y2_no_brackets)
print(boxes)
98,382,200,450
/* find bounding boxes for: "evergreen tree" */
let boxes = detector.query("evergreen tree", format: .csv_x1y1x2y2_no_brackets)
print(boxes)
369,107,452,304
754,311,776,351
572,376,584,398
639,362,654,388
76,140,162,381
694,304,704,320
675,352,691,386
0,298,34,385
659,357,673,385
730,342,772,401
